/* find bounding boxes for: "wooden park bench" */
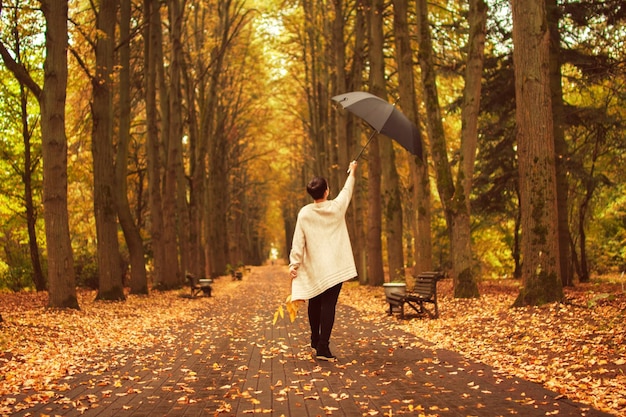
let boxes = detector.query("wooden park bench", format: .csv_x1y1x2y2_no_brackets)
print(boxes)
386,271,444,319
186,272,213,297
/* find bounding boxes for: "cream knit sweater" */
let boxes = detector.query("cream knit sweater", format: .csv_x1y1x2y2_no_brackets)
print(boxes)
289,175,357,301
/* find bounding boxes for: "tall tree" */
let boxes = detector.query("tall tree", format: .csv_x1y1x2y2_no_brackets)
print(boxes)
0,0,79,308
416,0,483,298
331,0,349,197
511,0,563,306
93,0,125,300
365,0,385,286
351,0,368,284
331,0,366,280
204,0,250,277
1,0,46,291
368,0,405,284
547,0,573,287
20,78,46,291
144,0,166,286
183,0,208,279
117,0,148,294
392,0,432,275
160,0,185,288
301,0,331,179
187,0,224,278
450,0,486,297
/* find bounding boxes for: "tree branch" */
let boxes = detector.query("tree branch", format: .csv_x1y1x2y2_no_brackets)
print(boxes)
69,46,94,80
0,40,42,99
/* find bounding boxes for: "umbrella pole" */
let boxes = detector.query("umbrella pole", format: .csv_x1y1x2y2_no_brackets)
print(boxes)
348,130,377,173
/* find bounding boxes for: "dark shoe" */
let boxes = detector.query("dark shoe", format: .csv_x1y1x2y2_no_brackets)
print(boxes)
315,348,336,362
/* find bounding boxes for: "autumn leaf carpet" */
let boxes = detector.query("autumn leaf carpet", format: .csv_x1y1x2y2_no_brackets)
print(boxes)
0,265,617,416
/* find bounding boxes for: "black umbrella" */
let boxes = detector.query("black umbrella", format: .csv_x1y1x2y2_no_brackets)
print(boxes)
331,91,423,163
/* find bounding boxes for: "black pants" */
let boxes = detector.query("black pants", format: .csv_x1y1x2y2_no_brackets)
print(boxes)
308,282,342,350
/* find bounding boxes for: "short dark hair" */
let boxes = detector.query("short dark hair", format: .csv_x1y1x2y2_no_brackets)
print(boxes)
307,177,328,200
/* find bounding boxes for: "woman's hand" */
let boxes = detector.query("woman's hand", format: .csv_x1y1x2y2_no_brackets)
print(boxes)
347,160,358,175
289,265,298,279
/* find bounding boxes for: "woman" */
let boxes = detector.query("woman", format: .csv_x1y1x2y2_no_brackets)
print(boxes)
289,160,358,361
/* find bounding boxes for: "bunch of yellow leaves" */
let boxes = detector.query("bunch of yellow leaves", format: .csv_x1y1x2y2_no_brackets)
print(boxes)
272,294,303,325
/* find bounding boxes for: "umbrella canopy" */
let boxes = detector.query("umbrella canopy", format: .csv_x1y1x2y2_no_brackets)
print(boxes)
331,91,423,162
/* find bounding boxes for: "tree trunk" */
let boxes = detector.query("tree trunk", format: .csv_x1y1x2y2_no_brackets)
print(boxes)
380,145,405,282
351,0,368,284
208,118,229,277
185,0,212,278
547,0,573,287
416,0,453,232
569,235,582,280
450,0,486,298
511,0,563,306
332,0,349,191
410,160,432,274
176,127,190,280
332,0,365,279
0,1,78,305
416,0,480,298
416,0,452,224
145,0,165,287
302,0,331,179
40,0,78,308
1,12,46,291
576,140,602,284
578,193,590,283
205,0,234,277
20,83,46,291
160,0,185,288
513,189,522,278
392,0,432,275
371,0,404,283
365,0,385,286
93,0,125,301
182,46,205,279
118,0,148,294
172,0,190,278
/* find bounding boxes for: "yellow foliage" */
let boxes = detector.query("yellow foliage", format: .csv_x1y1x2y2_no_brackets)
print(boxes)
272,294,302,325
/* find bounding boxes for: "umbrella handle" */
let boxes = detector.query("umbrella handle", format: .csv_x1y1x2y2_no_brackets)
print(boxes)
347,130,377,173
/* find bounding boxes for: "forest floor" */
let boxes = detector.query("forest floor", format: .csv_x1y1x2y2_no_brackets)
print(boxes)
341,274,626,416
0,266,624,416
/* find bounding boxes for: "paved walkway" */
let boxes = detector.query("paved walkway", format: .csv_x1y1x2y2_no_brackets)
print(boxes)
7,265,611,416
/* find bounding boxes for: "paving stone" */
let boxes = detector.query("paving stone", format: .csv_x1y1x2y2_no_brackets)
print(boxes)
5,265,612,417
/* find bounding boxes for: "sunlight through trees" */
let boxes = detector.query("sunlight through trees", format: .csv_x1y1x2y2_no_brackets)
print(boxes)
0,0,625,308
